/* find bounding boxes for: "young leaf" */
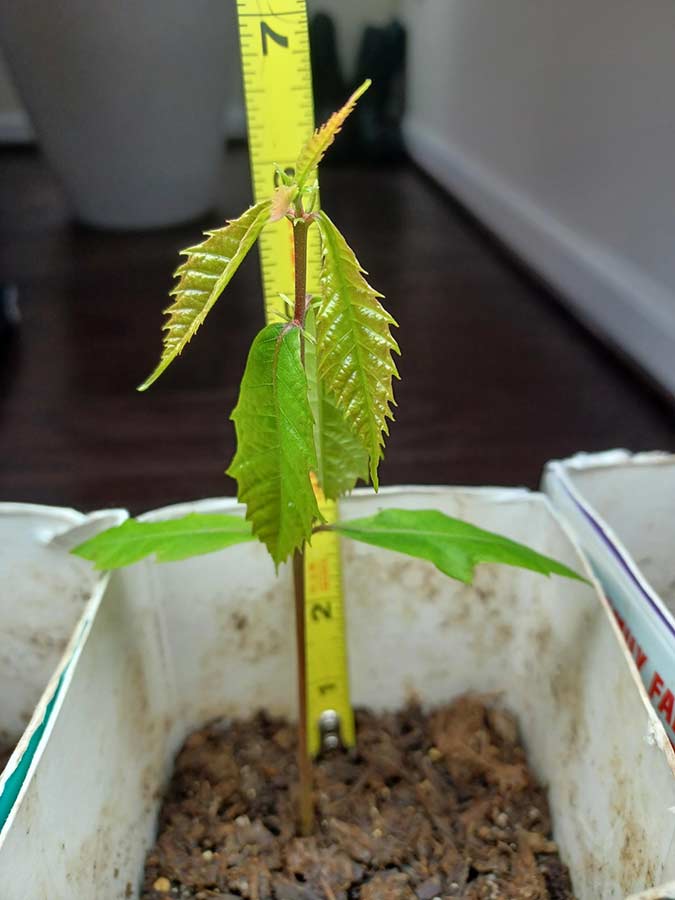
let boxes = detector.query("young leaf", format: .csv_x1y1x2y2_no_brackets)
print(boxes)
331,508,587,584
295,79,371,190
72,513,254,570
270,184,296,222
139,199,272,390
315,212,400,489
227,323,320,566
305,306,368,499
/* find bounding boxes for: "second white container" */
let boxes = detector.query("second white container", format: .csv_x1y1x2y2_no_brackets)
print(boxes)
544,450,675,744
0,503,125,831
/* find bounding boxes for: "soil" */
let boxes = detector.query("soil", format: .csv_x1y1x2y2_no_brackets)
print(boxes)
142,696,575,900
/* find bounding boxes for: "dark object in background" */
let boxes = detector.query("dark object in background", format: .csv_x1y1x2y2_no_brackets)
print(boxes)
309,14,407,164
310,15,349,134
353,20,406,162
0,284,20,346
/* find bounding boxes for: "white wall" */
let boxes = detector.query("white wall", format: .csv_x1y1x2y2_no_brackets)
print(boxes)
402,0,675,398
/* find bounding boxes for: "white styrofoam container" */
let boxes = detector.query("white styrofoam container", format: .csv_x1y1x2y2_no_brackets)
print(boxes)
0,503,125,832
543,451,675,744
1,488,674,899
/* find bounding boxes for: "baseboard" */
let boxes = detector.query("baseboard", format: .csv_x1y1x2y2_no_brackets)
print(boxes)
404,118,675,401
0,109,34,144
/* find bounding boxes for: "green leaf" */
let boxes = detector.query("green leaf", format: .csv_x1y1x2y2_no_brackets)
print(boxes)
332,508,587,584
315,386,369,499
315,212,400,489
305,305,368,499
139,200,272,390
227,323,320,566
295,79,371,189
72,513,254,570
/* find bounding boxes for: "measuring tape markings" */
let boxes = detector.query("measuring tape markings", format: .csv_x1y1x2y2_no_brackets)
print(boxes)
236,0,355,757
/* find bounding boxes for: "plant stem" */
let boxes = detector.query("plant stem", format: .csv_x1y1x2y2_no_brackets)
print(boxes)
293,217,309,327
292,212,313,836
293,547,313,836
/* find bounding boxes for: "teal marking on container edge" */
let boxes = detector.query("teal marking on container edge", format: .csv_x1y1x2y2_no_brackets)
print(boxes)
0,668,65,829
0,603,93,830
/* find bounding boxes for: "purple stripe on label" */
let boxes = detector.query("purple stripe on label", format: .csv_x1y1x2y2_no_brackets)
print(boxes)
558,477,675,640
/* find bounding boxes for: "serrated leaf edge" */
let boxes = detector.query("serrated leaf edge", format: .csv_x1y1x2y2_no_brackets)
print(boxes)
315,211,400,489
227,323,321,566
295,79,371,189
139,199,272,390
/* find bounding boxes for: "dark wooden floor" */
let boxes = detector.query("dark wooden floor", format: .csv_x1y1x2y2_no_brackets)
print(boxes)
1,146,673,514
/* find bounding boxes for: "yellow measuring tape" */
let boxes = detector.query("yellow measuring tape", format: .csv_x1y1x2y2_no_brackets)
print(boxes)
236,0,355,757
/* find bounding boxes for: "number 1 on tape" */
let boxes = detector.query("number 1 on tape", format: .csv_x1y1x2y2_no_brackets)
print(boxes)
236,0,355,757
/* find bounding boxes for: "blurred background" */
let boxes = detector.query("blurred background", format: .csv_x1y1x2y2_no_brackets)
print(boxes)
0,0,673,512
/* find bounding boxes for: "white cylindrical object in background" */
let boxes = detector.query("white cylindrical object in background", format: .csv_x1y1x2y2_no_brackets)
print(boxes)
0,1,233,229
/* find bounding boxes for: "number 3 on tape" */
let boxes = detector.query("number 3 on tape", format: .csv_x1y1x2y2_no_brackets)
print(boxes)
236,0,355,757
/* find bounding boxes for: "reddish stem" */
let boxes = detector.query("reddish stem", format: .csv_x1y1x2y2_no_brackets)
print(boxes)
291,212,314,836
293,548,313,836
293,218,309,327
